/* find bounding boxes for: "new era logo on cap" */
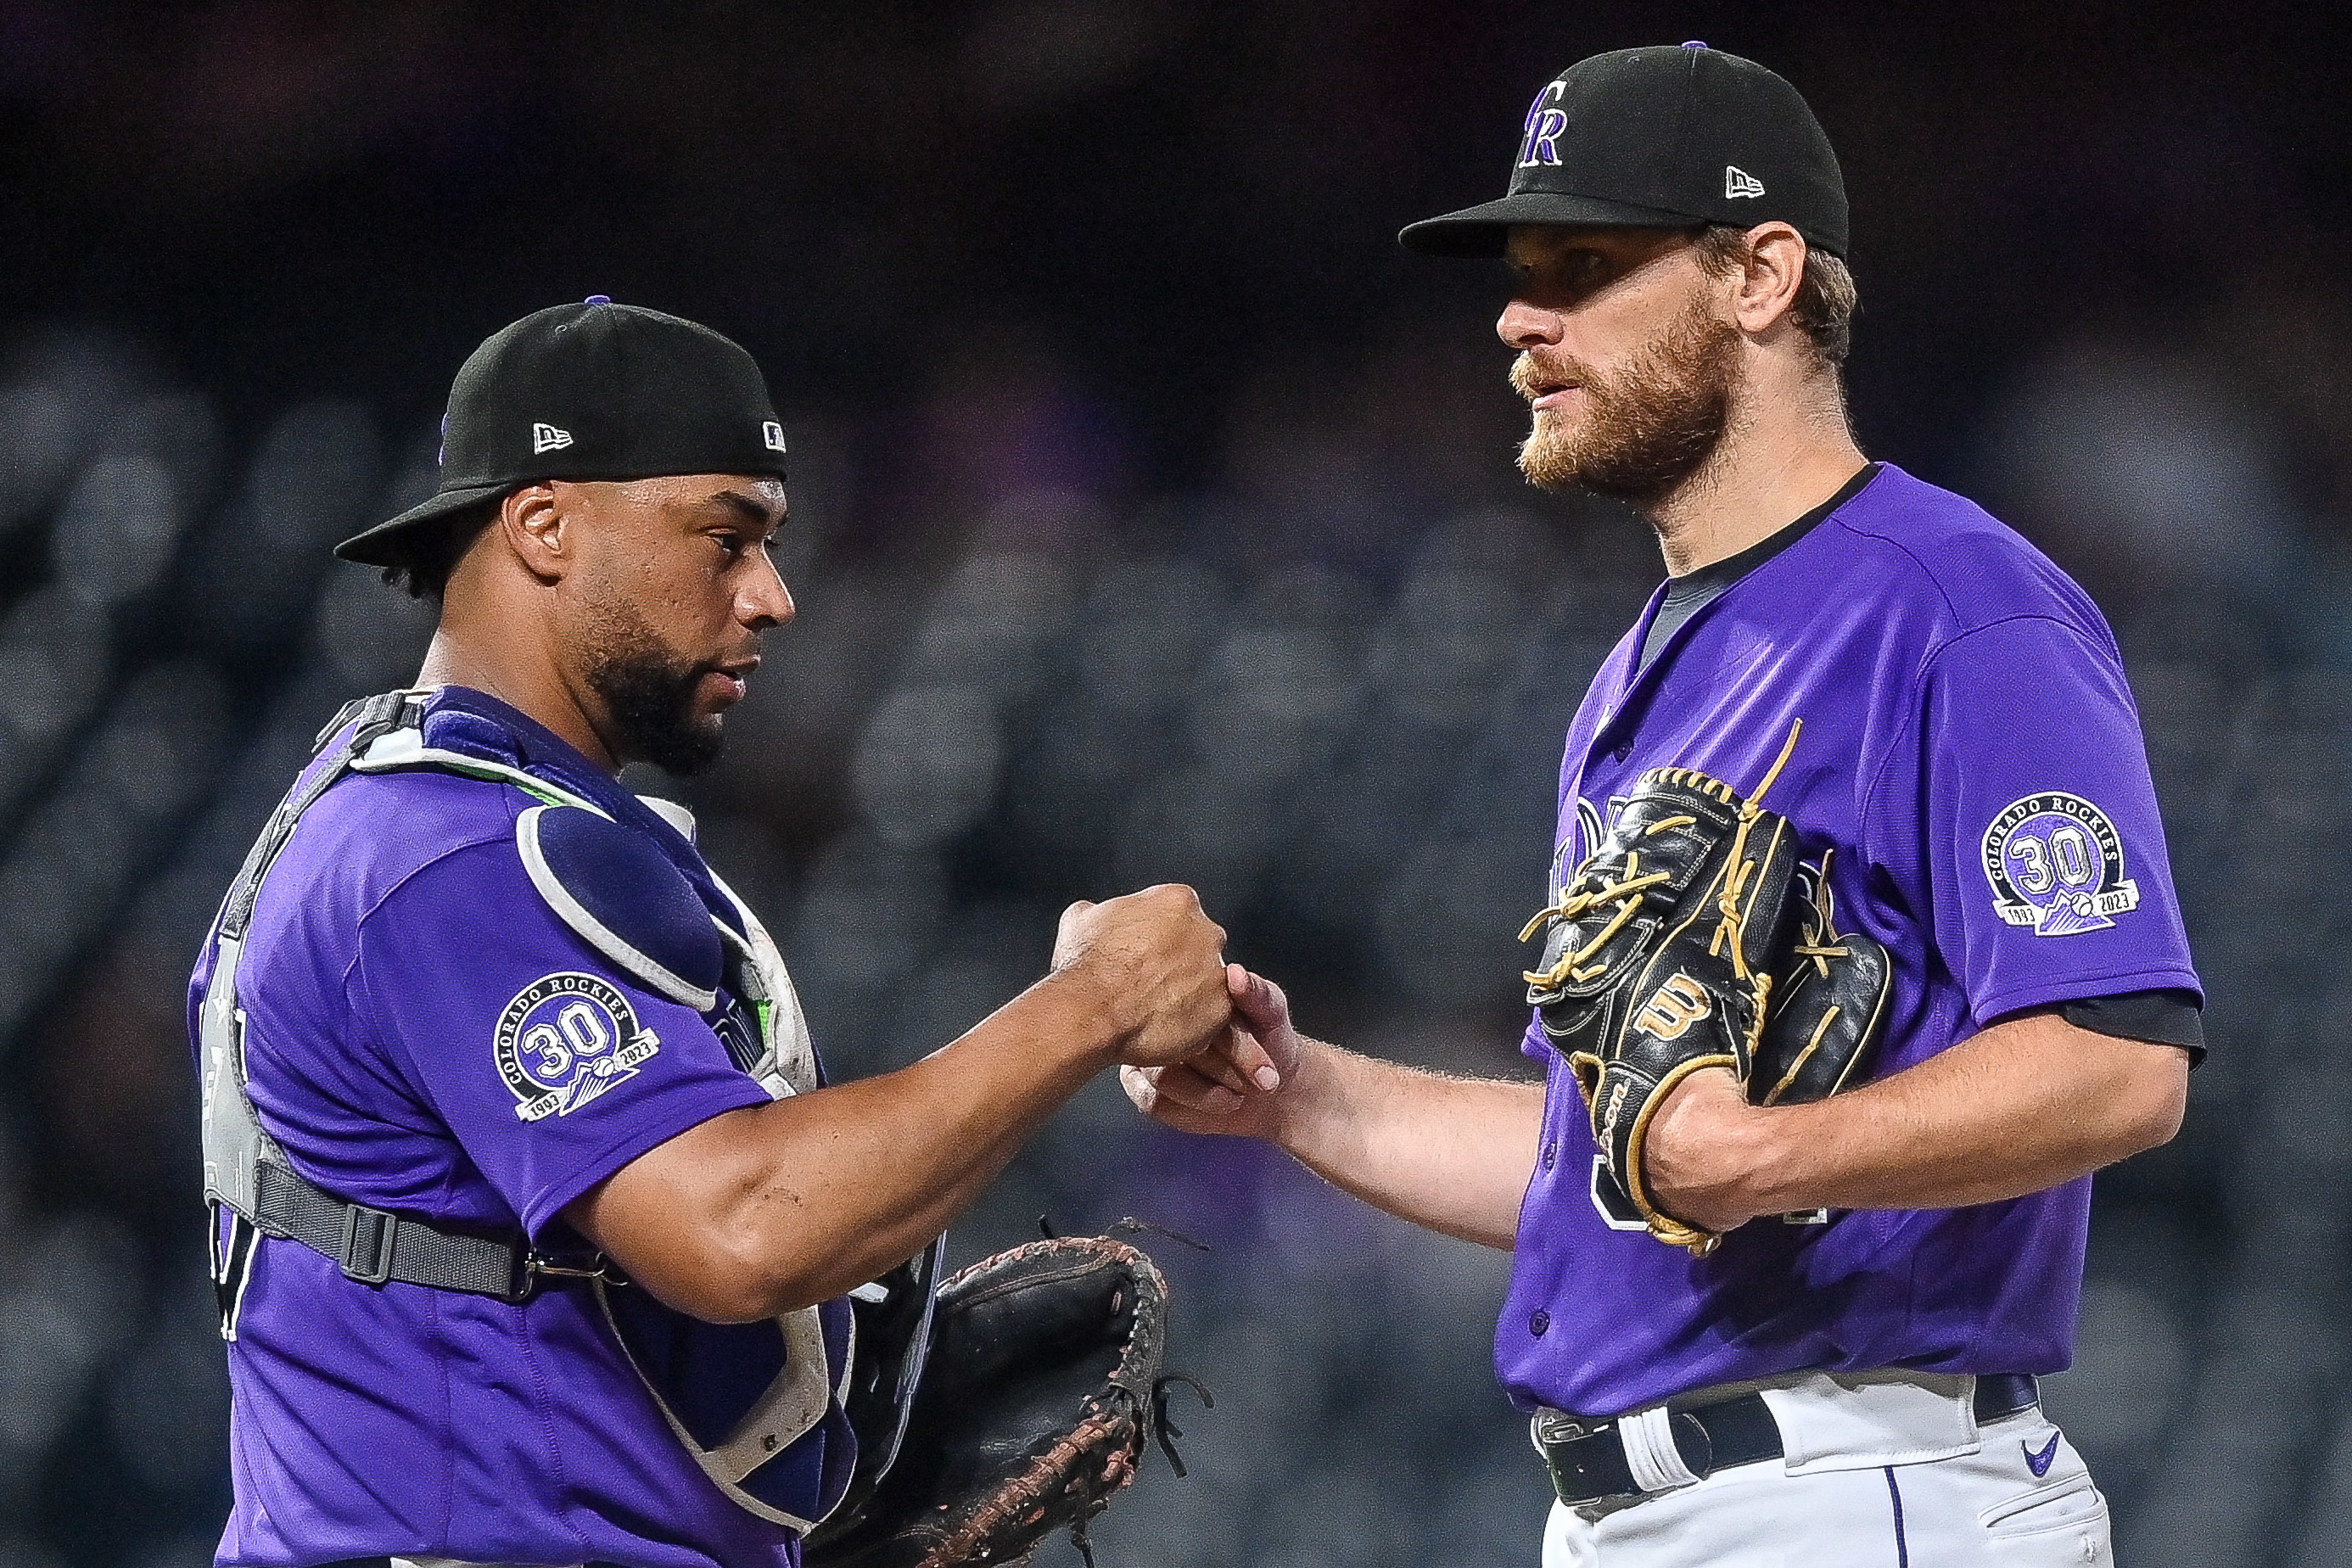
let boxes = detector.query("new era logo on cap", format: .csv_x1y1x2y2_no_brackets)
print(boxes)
1725,165,1766,199
762,420,786,453
532,423,574,454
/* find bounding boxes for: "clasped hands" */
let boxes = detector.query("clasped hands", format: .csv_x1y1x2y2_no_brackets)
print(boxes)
1049,887,1299,1131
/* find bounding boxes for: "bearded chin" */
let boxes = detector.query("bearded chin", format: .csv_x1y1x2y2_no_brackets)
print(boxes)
583,610,727,776
1517,306,1743,507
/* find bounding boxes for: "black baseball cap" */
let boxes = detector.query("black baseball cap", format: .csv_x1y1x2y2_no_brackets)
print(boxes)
335,298,790,568
1400,42,1848,260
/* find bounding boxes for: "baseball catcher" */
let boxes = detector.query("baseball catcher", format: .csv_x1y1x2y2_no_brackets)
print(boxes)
190,300,1251,1568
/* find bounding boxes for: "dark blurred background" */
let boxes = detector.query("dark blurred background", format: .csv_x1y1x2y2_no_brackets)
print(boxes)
0,2,2345,1564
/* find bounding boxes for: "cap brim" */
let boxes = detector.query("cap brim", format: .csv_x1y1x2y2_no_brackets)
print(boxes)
333,482,513,568
1399,191,1707,257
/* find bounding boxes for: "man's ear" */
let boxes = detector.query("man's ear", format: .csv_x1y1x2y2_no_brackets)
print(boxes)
1731,222,1807,337
499,484,568,582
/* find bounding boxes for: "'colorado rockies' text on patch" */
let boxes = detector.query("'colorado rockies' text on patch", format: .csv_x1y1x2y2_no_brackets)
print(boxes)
494,972,663,1122
1980,792,2141,938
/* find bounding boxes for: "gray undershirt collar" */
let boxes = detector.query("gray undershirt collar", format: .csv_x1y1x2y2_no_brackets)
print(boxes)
1636,462,1884,673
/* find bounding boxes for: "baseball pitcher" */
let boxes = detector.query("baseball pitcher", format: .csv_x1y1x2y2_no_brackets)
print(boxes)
1128,44,2200,1568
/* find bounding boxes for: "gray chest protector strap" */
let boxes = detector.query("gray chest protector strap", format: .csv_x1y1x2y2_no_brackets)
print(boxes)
202,692,607,1313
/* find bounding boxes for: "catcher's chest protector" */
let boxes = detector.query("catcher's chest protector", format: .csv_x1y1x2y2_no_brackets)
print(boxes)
198,690,878,1533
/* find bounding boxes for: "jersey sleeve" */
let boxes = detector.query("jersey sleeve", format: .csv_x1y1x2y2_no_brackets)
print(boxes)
348,838,775,1238
1873,613,2201,1028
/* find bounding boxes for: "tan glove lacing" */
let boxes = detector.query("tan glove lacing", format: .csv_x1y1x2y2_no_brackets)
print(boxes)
1518,851,1672,988
1788,847,1850,978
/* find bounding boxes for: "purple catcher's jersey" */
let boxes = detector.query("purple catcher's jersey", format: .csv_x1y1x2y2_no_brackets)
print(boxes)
1498,464,2200,1418
188,688,847,1568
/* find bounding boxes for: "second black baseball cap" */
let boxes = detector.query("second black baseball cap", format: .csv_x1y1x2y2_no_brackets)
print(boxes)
1400,42,1848,260
336,298,790,568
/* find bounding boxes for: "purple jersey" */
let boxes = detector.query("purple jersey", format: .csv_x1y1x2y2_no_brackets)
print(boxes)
1498,464,2199,1417
189,688,844,1568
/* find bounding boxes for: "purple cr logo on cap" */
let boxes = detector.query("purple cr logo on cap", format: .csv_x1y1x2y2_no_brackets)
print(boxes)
1683,40,1707,48
585,294,612,305
1518,80,1568,168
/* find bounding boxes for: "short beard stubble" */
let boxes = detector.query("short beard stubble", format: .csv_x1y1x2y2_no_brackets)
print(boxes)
581,600,727,777
1513,294,1745,507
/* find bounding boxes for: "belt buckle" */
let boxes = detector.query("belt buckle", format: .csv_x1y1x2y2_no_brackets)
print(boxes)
1531,1408,1623,1509
1531,1408,1596,1446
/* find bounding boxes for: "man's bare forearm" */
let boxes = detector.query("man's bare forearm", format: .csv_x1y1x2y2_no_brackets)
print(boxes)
575,972,1117,1319
1274,1039,1543,1249
1646,1012,2190,1230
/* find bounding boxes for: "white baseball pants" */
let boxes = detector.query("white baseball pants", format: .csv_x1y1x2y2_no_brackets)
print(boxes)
1542,1391,2108,1567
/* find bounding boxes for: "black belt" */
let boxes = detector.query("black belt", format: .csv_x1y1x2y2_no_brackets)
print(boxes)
1532,1373,2040,1508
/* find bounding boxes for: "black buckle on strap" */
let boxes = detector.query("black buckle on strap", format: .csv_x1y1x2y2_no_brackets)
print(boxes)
339,1204,399,1285
508,1250,622,1305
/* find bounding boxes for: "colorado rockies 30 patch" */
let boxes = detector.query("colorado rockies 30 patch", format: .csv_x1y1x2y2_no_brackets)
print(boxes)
1981,792,2141,938
495,972,662,1122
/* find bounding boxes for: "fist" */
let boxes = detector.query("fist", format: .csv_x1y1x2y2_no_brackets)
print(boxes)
1122,966,1300,1141
1638,1067,1767,1235
1053,886,1233,1069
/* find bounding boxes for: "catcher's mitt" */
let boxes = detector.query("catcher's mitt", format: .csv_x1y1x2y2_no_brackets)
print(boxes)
1521,725,1891,1256
806,1235,1185,1568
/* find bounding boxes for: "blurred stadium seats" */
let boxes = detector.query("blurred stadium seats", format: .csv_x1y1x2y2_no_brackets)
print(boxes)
0,305,2338,1564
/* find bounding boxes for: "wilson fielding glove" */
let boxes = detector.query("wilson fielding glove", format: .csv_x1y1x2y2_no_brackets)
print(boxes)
1750,848,1892,1109
806,1235,1195,1568
1520,727,1891,1256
